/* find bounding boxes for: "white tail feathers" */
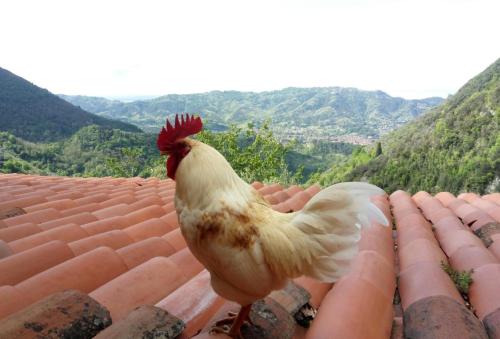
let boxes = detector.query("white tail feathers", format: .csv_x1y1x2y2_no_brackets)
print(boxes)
291,182,388,282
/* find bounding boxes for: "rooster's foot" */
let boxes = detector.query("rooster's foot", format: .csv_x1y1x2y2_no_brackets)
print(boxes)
209,305,252,338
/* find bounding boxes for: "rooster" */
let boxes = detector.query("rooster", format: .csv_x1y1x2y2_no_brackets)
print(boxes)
157,114,388,337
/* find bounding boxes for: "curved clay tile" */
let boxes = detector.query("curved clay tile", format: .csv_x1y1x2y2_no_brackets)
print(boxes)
398,239,448,271
274,191,290,204
470,216,497,231
438,230,485,257
24,199,76,213
156,270,225,338
348,250,395,300
264,194,279,205
305,184,321,197
89,256,187,321
80,216,128,235
162,228,187,252
162,202,176,214
123,205,167,226
417,197,444,219
293,276,332,309
489,241,500,261
258,184,283,196
285,185,303,197
397,224,439,250
358,229,394,265
0,240,13,259
412,191,432,205
38,212,98,231
92,204,134,220
449,245,498,272
60,202,102,218
393,207,421,223
396,213,432,232
98,194,136,208
68,230,134,256
433,216,466,240
434,192,456,207
0,286,32,320
457,192,480,203
128,196,164,211
482,193,500,205
272,201,293,213
169,248,204,279
0,222,42,242
124,217,174,241
0,240,74,286
468,263,500,320
160,211,180,229
116,237,177,269
306,275,393,339
286,191,312,211
14,247,128,311
73,193,109,205
46,191,85,201
427,208,458,224
251,181,264,189
8,223,89,254
3,208,62,227
398,262,463,311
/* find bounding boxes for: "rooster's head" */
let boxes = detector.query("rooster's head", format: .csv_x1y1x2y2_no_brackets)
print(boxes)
157,113,203,180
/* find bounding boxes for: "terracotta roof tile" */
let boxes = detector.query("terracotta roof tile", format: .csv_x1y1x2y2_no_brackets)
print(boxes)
398,262,464,310
169,247,205,279
80,216,128,235
2,208,62,227
11,247,128,316
0,240,13,259
38,212,98,230
161,211,180,229
123,205,167,227
0,286,32,320
156,270,225,338
2,173,499,337
286,191,312,211
306,275,393,339
469,264,500,320
292,276,332,309
8,223,89,253
258,183,283,195
89,257,187,321
251,181,264,189
161,228,187,252
0,222,42,242
0,240,75,286
68,230,134,256
116,237,177,269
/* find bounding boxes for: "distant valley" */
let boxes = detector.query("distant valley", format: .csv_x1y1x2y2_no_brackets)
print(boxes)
60,88,443,144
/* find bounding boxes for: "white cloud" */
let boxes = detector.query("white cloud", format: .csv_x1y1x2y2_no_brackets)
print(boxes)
0,0,498,98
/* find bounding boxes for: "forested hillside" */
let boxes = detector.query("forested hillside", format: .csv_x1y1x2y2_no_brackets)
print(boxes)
313,58,500,194
0,67,141,142
60,88,443,139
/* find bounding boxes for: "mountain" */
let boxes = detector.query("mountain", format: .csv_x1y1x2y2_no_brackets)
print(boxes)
60,88,443,140
313,58,500,194
0,67,141,142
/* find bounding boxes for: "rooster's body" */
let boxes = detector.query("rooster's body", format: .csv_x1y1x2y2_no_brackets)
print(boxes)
157,115,388,336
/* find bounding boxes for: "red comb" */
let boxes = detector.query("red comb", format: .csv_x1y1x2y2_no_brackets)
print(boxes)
157,113,203,151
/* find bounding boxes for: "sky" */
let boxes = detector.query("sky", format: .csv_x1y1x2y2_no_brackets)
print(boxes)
1,0,499,100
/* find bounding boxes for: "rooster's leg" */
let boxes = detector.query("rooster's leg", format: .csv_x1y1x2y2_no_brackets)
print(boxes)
210,304,252,338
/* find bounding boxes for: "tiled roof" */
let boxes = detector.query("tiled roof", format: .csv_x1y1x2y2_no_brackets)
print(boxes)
0,173,499,338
